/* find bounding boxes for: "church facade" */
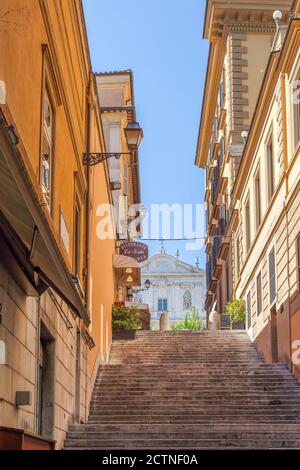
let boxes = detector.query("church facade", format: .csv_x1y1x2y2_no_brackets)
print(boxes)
134,252,206,323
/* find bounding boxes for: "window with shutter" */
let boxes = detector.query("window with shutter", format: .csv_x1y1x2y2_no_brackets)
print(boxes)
244,196,251,253
254,166,261,230
246,291,251,328
267,132,275,202
256,271,262,316
269,246,276,305
41,89,54,209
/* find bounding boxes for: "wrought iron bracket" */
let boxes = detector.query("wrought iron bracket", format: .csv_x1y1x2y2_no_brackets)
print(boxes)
83,152,131,167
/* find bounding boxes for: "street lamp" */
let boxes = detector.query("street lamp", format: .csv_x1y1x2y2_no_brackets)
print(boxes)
124,121,143,150
83,121,143,166
144,279,151,290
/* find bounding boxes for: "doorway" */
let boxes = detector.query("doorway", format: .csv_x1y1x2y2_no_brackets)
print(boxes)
37,322,55,438
74,327,81,423
270,306,278,363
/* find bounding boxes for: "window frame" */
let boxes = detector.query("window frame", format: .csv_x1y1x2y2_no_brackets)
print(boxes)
40,86,55,211
244,194,251,253
254,164,262,230
158,298,168,312
40,45,62,215
266,127,275,203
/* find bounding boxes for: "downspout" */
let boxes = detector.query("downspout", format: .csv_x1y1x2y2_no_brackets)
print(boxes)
85,79,92,311
284,201,292,371
281,73,292,371
84,76,92,423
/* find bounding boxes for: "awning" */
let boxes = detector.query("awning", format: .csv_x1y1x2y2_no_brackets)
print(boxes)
0,113,89,325
113,254,141,287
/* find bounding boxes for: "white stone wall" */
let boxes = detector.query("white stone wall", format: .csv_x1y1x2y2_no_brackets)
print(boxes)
134,254,206,321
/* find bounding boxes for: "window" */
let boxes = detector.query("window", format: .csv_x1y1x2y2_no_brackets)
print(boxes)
219,137,224,166
123,163,129,195
297,235,300,289
246,291,251,328
213,116,218,142
266,131,275,202
41,89,54,208
244,197,251,253
256,271,262,316
73,199,81,277
219,81,225,110
254,166,261,230
293,78,300,145
158,299,168,312
268,246,276,305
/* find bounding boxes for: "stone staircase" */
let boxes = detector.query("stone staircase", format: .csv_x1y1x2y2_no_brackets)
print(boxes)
64,331,300,449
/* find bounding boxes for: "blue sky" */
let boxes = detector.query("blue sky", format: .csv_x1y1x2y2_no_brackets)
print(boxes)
83,0,208,268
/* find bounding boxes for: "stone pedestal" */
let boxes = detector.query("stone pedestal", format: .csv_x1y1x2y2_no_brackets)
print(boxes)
160,313,170,331
208,311,220,331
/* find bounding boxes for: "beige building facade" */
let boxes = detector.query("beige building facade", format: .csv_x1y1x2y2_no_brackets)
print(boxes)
196,0,300,379
232,1,300,379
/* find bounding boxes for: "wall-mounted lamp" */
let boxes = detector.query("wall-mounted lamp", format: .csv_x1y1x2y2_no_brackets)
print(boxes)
241,130,248,145
273,10,282,29
83,121,143,166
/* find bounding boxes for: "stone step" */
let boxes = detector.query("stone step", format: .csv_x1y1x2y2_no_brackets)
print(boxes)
64,330,300,450
88,416,300,424
63,438,300,449
68,423,300,432
66,432,300,441
90,398,300,408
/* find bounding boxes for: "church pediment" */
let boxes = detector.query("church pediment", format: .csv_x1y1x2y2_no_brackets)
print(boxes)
141,254,203,275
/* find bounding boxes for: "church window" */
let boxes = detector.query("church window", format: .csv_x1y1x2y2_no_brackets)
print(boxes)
158,299,168,312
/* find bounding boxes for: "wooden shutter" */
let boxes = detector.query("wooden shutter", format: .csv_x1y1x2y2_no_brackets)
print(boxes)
269,247,276,305
247,291,251,328
256,272,262,316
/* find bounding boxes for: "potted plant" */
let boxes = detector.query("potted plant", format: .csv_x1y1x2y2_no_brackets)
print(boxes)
225,299,246,330
172,307,206,332
112,305,142,340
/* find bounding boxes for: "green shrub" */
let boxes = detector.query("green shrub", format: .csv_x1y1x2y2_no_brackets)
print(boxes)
172,307,205,332
112,306,142,331
225,299,246,323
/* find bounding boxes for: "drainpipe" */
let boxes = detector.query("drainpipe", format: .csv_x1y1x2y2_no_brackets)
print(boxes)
85,82,92,311
284,200,293,371
84,78,92,424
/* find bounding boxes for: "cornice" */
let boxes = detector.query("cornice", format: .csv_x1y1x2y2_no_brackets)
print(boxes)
226,23,276,34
